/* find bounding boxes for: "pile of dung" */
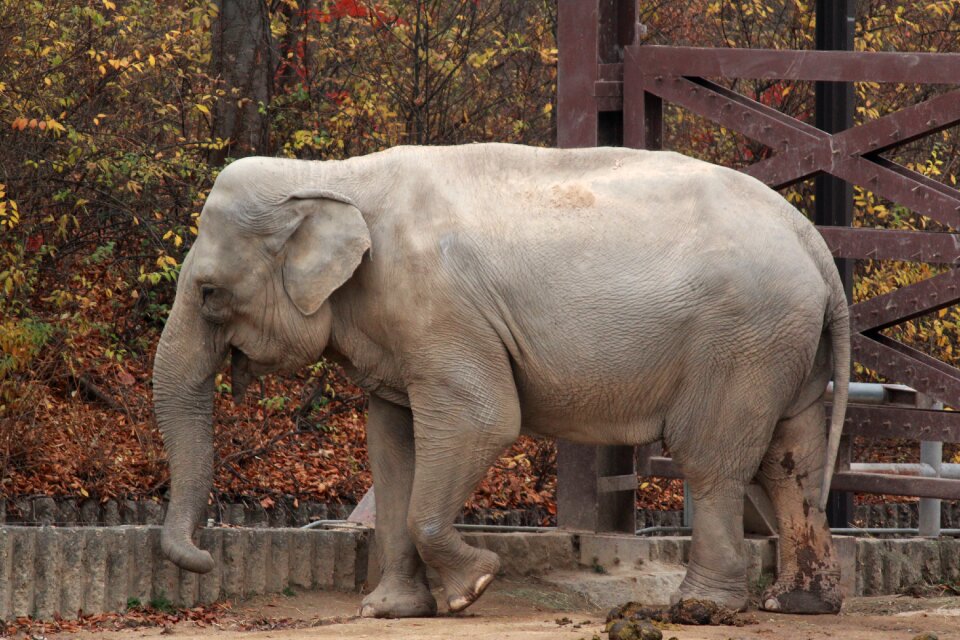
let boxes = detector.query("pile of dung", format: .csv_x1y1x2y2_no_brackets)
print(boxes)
604,598,754,639
666,599,746,626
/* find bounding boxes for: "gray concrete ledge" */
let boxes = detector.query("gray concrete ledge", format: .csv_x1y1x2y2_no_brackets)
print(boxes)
4,525,959,620
368,532,960,608
0,526,368,621
554,534,960,603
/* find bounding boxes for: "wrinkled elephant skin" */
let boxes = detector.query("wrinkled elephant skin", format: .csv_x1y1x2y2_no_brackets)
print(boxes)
152,144,849,618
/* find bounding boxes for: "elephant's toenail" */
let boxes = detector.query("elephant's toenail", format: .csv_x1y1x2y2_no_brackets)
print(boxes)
763,598,781,611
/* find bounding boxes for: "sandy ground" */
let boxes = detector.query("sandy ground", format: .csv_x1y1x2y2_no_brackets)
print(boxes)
56,580,959,640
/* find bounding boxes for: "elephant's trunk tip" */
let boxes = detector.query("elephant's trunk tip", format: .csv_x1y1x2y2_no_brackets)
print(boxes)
161,530,215,574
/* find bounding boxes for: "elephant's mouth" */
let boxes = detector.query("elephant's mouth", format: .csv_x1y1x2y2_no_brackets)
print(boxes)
230,346,255,401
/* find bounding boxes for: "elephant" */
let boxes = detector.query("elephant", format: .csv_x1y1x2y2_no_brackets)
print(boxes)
153,143,850,618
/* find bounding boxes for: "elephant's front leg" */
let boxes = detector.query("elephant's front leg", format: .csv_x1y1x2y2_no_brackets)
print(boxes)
360,395,437,618
407,358,521,613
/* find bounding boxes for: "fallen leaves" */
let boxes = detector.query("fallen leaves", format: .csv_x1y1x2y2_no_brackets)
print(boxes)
4,602,231,636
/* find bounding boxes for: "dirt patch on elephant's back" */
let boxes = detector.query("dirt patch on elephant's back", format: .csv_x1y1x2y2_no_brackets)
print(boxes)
55,586,960,640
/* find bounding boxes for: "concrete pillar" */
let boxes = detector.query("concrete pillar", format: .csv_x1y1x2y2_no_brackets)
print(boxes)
103,501,122,527
220,528,246,598
59,528,85,617
288,529,314,590
333,530,366,591
177,566,199,607
79,499,100,525
11,527,37,617
34,498,57,526
128,527,154,605
150,527,180,606
244,529,269,596
33,527,63,619
312,531,336,589
198,528,223,603
0,529,13,619
83,528,107,614
267,530,290,593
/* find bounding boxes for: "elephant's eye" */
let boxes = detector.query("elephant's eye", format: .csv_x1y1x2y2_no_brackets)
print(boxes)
199,283,232,323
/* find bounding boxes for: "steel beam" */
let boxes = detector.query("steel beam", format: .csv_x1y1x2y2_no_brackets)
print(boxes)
850,268,960,333
831,471,960,500
632,46,960,84
817,227,960,264
843,405,960,443
637,76,960,228
852,333,960,409
557,0,600,148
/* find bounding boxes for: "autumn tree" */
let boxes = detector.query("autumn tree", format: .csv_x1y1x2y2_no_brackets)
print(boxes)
209,0,275,163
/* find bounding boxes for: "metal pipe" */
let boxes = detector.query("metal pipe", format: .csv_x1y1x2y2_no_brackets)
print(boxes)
823,381,923,404
301,519,555,534
301,519,960,538
682,482,693,528
830,528,960,536
301,519,367,530
636,526,692,535
920,440,944,536
638,525,960,536
848,462,960,479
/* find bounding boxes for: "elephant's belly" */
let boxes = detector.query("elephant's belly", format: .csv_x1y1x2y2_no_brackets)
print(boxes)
519,410,666,446
513,370,674,446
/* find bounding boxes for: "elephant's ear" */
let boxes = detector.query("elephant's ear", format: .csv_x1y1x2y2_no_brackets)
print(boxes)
281,195,371,316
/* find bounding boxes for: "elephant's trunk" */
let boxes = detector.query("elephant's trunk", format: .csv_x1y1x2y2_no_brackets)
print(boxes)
153,288,222,574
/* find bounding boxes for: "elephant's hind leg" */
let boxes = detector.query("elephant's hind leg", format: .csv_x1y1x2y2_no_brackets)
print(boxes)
407,354,521,613
360,396,437,618
668,395,775,612
757,401,842,614
674,475,751,611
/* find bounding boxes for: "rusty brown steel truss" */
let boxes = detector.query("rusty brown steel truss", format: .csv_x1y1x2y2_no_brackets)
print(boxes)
556,0,960,533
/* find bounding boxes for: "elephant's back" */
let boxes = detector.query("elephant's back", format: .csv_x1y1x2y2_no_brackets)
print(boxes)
438,151,831,440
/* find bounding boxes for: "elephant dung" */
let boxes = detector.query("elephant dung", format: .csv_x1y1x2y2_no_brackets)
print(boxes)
605,618,663,640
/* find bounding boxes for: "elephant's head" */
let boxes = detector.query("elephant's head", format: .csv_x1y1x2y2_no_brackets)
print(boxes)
153,157,370,572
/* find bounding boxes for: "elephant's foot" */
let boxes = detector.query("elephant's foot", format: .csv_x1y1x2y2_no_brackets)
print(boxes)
673,567,748,613
760,572,842,614
360,577,437,618
438,547,501,613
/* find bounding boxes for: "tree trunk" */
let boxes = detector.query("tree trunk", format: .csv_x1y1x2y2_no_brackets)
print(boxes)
210,0,275,165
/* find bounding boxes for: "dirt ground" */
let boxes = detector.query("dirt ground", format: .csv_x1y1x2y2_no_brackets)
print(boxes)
56,580,959,640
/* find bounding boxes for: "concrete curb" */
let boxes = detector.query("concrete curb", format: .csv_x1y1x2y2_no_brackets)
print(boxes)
365,532,960,606
4,525,958,620
0,526,368,621
566,534,960,600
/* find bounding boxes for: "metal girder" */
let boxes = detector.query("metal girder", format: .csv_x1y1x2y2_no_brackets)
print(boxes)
648,452,960,498
852,333,960,409
844,405,960,443
744,89,960,185
563,7,960,512
817,227,960,264
831,471,960,500
850,268,960,333
634,74,960,228
632,46,960,84
556,0,600,148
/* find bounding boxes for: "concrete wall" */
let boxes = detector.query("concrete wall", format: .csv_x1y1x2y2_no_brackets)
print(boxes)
0,526,368,621
3,525,960,621
572,534,960,599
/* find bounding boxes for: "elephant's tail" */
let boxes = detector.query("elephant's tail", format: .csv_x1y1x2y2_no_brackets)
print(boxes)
819,282,850,512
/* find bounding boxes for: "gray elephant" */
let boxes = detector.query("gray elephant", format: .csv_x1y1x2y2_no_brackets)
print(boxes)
153,143,849,618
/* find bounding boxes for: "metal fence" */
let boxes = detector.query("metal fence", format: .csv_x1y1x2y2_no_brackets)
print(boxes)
555,0,960,535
